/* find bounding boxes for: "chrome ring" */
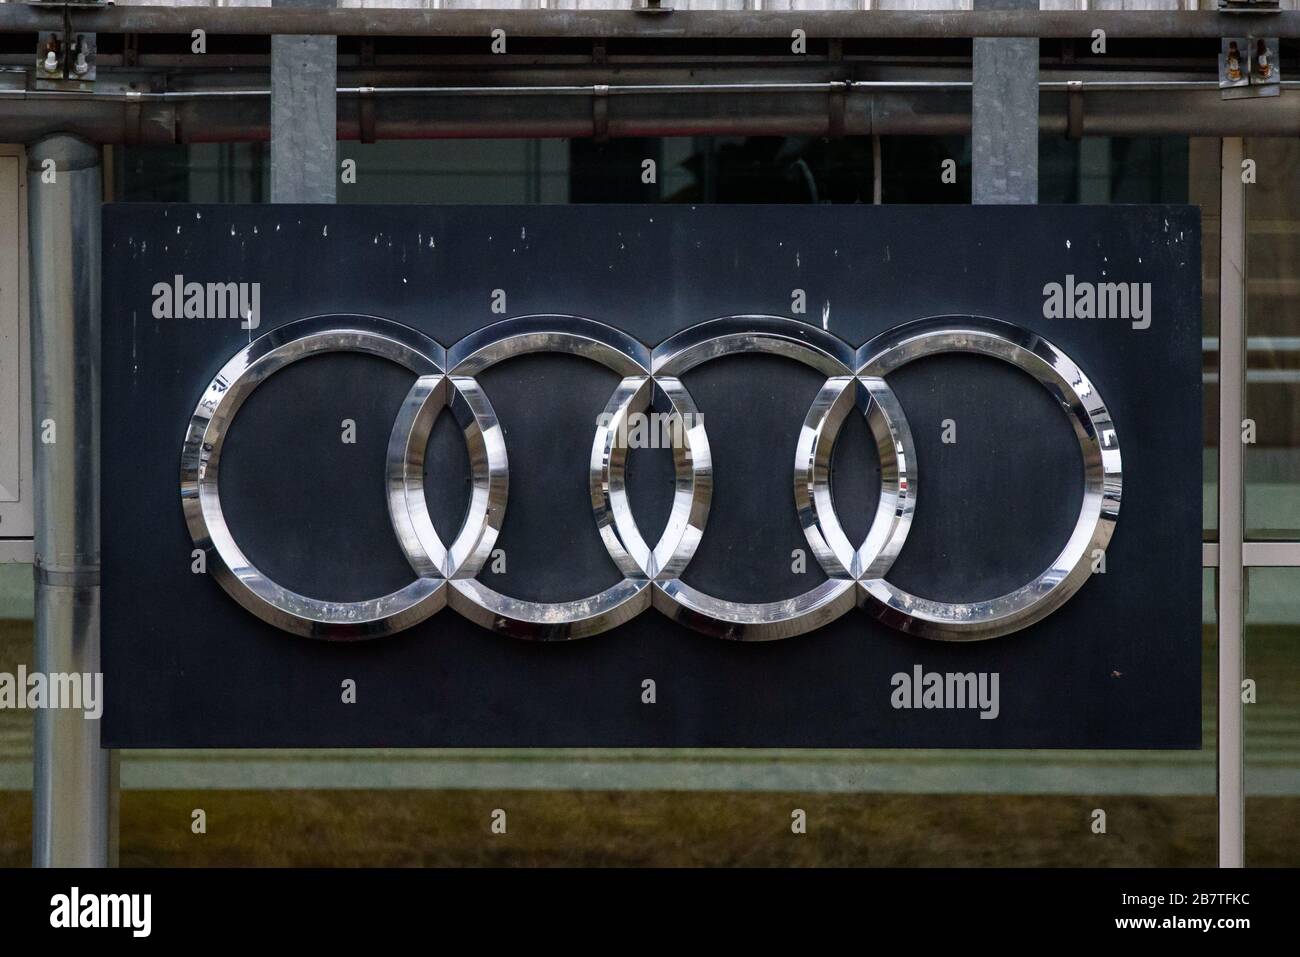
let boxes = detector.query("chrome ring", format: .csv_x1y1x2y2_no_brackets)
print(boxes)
444,315,661,640
180,315,450,640
855,315,1123,641
648,316,912,641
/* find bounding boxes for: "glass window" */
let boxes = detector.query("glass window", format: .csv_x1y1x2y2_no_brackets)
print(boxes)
340,141,570,204
1243,138,1300,540
1245,567,1300,866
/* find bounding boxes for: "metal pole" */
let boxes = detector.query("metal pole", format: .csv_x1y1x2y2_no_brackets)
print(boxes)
1217,136,1246,868
28,134,114,868
271,0,337,203
972,0,1038,204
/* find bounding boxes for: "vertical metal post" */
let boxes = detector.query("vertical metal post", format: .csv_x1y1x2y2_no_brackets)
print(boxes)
1217,136,1246,868
971,0,1038,205
28,134,113,868
271,0,337,204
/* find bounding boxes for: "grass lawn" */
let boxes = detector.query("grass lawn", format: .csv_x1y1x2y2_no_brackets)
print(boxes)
1,789,1298,867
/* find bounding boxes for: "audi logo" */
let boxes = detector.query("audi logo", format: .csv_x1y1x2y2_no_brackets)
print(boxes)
181,313,1122,644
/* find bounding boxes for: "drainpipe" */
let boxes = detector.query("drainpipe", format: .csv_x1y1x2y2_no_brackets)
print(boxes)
28,133,115,868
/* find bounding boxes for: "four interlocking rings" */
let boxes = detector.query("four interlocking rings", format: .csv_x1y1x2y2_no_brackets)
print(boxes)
181,313,1122,643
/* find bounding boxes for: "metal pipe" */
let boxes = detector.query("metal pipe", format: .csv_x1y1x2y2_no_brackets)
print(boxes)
5,78,1293,103
1216,136,1246,870
28,134,113,868
0,81,1298,143
3,7,1300,40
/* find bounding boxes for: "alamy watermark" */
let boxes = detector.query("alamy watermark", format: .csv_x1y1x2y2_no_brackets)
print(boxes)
50,887,151,937
0,666,102,720
1042,275,1151,330
595,410,702,449
152,274,260,330
890,665,1000,720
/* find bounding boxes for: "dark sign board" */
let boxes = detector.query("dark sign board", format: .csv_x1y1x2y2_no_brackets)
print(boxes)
101,204,1202,748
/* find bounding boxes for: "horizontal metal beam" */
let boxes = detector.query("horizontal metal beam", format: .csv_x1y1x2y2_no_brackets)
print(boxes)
1244,542,1300,567
1,79,1297,143
1204,542,1300,568
2,8,1299,41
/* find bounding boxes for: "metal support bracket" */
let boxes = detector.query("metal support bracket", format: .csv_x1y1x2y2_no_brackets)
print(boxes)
357,86,376,145
1219,34,1282,98
1066,79,1084,139
828,79,848,138
32,2,101,91
122,94,143,146
592,83,610,143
